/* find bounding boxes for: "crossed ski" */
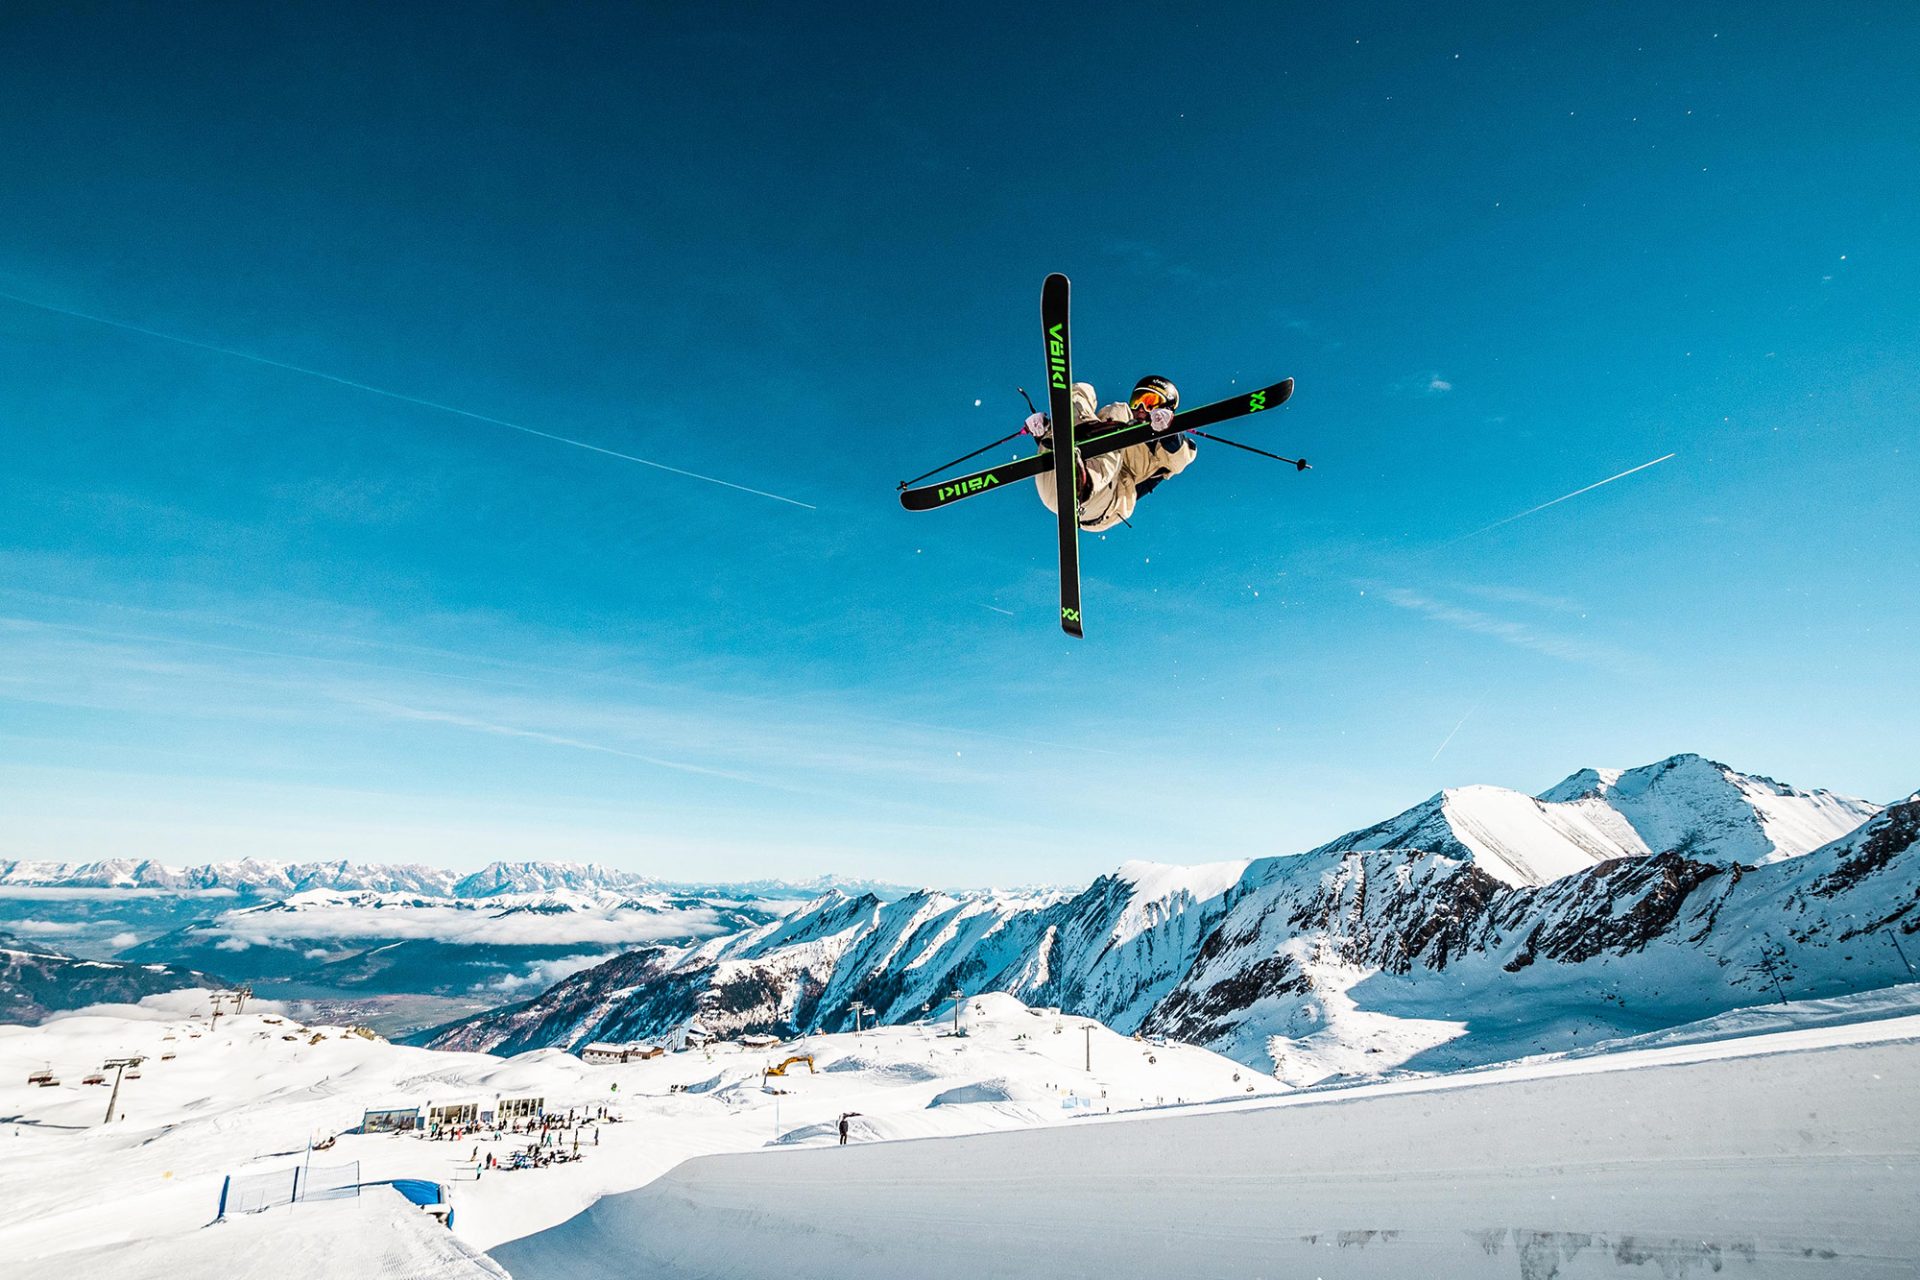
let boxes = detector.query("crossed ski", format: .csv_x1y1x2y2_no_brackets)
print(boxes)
898,376,1295,513
899,274,1304,638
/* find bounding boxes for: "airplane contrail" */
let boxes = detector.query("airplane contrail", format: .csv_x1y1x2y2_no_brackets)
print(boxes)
1431,699,1482,762
0,289,816,510
1458,452,1676,541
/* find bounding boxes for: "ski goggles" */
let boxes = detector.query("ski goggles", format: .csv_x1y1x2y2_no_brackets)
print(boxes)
1130,388,1170,412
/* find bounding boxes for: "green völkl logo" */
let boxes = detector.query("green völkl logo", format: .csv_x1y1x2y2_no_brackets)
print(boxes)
1248,389,1267,412
938,473,999,503
1048,324,1068,390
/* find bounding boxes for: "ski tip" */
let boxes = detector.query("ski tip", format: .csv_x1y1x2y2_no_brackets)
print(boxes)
1060,605,1084,638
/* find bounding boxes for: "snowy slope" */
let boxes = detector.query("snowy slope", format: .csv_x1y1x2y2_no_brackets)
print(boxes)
493,1015,1920,1280
0,989,1275,1276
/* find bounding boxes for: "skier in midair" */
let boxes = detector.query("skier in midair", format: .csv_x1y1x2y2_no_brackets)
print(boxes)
1025,375,1195,531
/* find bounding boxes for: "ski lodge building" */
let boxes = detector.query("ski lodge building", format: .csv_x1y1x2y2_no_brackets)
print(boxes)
580,1041,666,1064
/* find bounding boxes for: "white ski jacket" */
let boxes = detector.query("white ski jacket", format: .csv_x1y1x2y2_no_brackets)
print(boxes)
1035,382,1197,532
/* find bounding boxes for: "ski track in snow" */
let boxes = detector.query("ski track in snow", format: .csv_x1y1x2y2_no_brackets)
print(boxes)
497,1013,1920,1280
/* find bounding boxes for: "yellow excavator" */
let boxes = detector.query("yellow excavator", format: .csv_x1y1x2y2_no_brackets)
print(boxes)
761,1054,815,1083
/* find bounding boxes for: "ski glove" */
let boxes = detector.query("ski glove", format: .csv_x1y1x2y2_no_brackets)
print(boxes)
1148,407,1175,433
1023,411,1051,441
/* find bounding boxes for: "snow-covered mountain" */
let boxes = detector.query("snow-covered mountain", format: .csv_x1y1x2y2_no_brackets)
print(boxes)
0,934,223,1022
1312,753,1877,885
0,857,937,909
426,860,1242,1055
1146,793,1919,1079
0,858,660,898
430,756,1903,1080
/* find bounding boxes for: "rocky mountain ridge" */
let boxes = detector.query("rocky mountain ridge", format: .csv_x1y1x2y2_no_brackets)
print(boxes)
425,755,1908,1081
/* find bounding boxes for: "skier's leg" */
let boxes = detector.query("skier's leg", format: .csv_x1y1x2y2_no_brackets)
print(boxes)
1035,451,1100,515
1078,449,1136,531
1081,435,1199,530
1036,384,1104,517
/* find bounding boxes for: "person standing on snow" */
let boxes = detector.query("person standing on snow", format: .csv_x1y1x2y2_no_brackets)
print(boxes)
1024,375,1196,531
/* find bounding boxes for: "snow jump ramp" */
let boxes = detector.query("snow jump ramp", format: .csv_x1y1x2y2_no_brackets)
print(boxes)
493,1026,1920,1279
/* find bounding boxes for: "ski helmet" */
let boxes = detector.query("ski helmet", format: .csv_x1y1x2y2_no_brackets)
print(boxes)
1130,375,1179,415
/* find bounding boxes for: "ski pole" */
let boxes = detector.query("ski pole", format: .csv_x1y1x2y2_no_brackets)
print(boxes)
898,428,1031,490
1186,430,1310,471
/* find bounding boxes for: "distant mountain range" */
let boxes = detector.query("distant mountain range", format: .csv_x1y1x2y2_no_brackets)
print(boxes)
0,857,651,896
0,858,918,1023
0,858,922,902
423,755,1911,1081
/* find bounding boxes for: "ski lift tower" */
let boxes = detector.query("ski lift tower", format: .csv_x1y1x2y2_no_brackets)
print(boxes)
208,990,242,1029
948,988,966,1038
100,1056,144,1124
849,1001,873,1033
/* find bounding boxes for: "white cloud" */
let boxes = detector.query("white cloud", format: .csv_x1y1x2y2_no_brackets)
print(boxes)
483,952,620,993
1367,585,1641,674
1427,377,1453,393
200,898,734,949
1453,584,1587,615
46,988,289,1022
107,931,140,949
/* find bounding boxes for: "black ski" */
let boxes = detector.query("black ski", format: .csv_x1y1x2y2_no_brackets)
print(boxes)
1043,274,1082,637
898,377,1294,512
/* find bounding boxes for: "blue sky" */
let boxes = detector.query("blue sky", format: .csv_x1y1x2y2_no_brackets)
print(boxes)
2,2,1915,883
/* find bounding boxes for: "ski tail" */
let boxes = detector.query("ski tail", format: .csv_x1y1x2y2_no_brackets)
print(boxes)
1042,274,1082,638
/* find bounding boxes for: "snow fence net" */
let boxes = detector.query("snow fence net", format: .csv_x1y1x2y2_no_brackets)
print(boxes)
222,1161,360,1214
226,1167,297,1214
299,1161,361,1203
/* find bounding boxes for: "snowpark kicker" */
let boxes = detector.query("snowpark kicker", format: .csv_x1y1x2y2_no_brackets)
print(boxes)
492,1018,1920,1280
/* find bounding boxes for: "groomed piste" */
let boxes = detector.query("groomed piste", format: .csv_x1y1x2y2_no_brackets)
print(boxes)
495,1012,1920,1279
